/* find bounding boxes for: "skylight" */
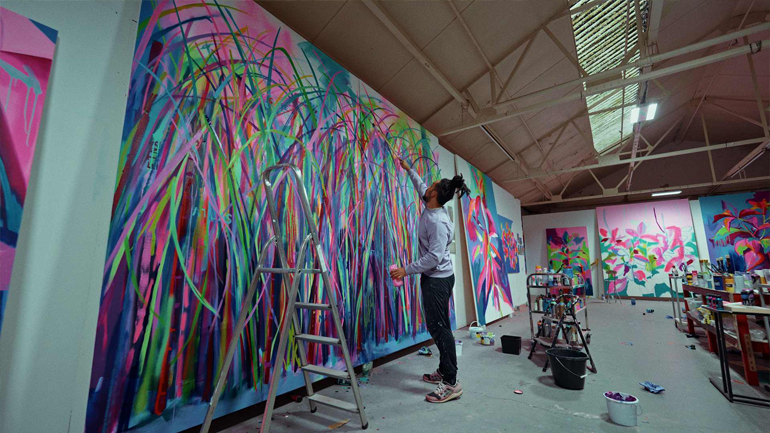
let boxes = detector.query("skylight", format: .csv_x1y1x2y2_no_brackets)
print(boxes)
571,0,648,153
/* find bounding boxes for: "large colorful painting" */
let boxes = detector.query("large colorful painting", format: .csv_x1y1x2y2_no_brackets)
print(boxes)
699,191,770,272
546,226,590,278
87,2,451,432
456,156,513,325
0,8,57,336
498,216,520,274
597,200,697,297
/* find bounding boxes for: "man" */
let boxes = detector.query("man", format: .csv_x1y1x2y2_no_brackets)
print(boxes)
390,158,470,403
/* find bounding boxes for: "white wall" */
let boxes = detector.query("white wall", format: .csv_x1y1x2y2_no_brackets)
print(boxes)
492,183,528,308
0,2,140,433
522,210,602,295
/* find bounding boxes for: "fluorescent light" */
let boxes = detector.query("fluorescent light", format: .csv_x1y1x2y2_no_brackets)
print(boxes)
646,103,657,120
630,107,640,123
652,190,682,197
630,103,658,123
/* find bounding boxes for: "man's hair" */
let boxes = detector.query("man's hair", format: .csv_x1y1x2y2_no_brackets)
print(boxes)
436,174,471,205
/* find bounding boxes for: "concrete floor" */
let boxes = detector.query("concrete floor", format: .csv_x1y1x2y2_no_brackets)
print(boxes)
220,300,769,433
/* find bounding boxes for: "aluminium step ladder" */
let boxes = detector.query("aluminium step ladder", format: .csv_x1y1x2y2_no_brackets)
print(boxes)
201,163,368,432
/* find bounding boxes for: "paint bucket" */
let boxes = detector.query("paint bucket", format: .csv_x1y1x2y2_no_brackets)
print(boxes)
501,335,521,355
455,340,463,357
480,332,495,346
469,321,484,339
546,348,588,390
604,392,642,427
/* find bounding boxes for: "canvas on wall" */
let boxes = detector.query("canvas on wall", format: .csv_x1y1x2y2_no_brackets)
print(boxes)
87,2,454,431
0,8,57,336
546,226,592,294
597,200,697,297
456,155,513,325
699,191,770,271
498,216,520,274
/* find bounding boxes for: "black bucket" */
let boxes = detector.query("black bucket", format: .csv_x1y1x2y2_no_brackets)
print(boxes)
546,348,588,390
501,336,522,355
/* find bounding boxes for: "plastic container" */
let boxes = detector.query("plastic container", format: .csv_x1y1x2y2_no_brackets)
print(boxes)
455,340,463,357
469,321,484,339
501,335,522,355
480,332,495,346
389,264,403,287
546,348,588,390
604,392,641,426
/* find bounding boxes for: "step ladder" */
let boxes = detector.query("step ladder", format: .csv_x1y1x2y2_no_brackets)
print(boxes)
201,164,368,432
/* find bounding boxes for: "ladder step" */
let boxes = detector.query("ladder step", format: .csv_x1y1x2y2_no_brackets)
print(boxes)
296,334,341,346
301,364,350,380
307,394,360,413
295,302,332,310
257,267,322,274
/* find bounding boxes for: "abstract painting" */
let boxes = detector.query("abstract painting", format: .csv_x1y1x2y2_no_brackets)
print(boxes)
0,8,57,336
546,227,592,293
456,155,513,325
87,2,451,431
699,191,770,271
597,200,697,297
498,216,520,274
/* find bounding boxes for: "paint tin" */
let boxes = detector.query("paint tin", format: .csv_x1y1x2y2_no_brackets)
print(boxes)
469,321,485,339
480,332,495,346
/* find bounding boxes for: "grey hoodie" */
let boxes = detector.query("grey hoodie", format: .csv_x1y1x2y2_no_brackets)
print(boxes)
404,168,455,278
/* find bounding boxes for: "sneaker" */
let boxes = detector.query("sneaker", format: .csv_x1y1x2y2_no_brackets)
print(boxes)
426,380,462,403
422,370,443,384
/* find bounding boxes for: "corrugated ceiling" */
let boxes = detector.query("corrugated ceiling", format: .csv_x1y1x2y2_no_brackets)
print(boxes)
572,0,648,153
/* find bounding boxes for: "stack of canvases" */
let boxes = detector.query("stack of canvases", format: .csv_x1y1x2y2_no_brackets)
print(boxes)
593,193,770,298
85,1,460,432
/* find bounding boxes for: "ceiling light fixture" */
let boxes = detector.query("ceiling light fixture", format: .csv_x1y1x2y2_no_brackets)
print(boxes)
651,190,682,197
630,103,658,123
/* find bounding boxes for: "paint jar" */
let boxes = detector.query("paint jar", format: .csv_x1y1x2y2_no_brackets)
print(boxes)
480,332,495,346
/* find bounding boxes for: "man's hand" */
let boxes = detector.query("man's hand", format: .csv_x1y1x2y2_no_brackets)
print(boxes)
399,158,410,171
390,266,407,280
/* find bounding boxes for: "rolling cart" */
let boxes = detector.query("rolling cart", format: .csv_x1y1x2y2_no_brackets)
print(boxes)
526,272,594,371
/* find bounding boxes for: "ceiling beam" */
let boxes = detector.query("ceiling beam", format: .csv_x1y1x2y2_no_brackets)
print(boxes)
504,137,767,182
420,3,575,125
439,37,770,136
491,22,770,113
522,176,770,206
362,0,474,116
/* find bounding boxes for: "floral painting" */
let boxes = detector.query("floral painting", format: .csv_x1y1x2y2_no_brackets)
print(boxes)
546,227,591,291
699,191,770,271
456,156,513,325
498,216,520,274
597,200,698,297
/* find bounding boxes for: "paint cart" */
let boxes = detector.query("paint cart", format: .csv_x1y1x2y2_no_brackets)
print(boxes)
526,272,593,367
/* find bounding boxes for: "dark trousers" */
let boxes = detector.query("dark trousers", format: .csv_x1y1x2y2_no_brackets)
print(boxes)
421,274,457,384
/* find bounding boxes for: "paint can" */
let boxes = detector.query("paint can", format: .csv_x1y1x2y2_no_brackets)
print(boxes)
455,340,463,357
469,321,484,339
480,332,495,346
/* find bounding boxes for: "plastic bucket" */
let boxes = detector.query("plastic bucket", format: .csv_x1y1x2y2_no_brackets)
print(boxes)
469,321,484,339
455,340,463,357
604,392,641,426
501,335,522,355
545,348,588,390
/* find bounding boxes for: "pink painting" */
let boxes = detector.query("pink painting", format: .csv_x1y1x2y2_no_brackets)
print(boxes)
0,8,57,334
597,199,698,297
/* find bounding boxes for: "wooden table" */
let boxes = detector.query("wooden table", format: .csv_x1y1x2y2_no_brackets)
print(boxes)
682,285,770,386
